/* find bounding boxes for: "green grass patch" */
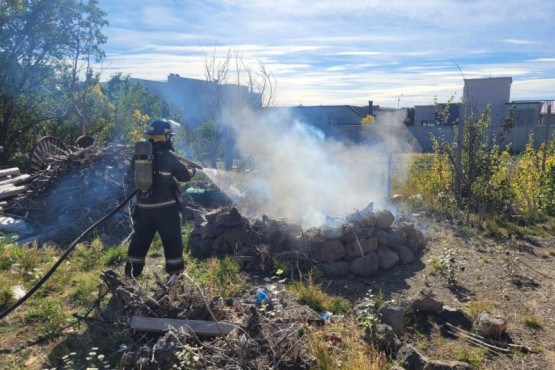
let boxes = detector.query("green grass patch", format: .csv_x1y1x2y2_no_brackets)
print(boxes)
288,280,351,314
455,347,487,367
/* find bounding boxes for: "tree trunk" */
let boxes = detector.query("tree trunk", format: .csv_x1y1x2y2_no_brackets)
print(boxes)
0,105,13,164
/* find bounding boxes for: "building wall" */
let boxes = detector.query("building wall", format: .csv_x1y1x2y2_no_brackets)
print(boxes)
414,104,461,126
463,77,512,126
330,115,555,153
133,74,262,129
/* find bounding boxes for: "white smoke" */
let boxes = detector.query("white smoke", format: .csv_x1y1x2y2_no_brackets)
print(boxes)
203,106,412,228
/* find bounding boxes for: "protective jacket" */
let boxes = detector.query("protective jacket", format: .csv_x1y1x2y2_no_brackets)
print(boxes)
134,141,191,208
125,140,191,278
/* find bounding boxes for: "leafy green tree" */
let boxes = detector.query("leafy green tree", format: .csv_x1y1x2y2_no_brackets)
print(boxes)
63,0,108,136
0,0,107,163
435,102,515,221
101,73,171,143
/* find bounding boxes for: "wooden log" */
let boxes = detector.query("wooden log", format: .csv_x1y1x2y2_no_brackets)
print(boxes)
0,216,30,232
129,316,237,336
0,185,26,200
0,174,31,186
17,225,63,246
0,168,20,178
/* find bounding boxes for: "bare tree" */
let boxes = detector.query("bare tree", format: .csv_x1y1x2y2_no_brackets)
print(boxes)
198,47,277,169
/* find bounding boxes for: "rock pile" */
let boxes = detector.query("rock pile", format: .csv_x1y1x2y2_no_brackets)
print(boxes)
186,202,428,277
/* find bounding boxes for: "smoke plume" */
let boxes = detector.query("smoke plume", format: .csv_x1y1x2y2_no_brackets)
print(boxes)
204,106,411,228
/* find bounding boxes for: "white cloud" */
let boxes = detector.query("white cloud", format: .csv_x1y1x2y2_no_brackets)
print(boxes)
95,0,555,106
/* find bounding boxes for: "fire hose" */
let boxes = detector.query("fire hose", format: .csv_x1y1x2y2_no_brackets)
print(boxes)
0,189,137,321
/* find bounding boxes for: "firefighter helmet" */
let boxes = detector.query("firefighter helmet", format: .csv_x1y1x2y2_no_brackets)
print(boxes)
144,119,173,135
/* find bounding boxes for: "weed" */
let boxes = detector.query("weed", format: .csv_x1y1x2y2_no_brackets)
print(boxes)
215,256,241,297
69,273,101,305
328,296,351,315
549,249,555,257
74,239,104,272
307,319,388,370
427,248,457,285
25,298,68,337
0,243,42,275
455,347,487,367
272,257,291,277
289,280,329,313
464,300,499,319
521,315,543,330
356,289,384,330
185,256,243,297
0,274,17,307
428,258,443,276
104,245,127,267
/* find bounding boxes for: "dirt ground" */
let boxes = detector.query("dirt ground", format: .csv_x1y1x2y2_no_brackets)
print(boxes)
320,215,555,369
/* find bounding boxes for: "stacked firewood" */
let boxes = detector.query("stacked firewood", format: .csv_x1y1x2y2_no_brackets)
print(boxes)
10,144,135,245
0,167,31,209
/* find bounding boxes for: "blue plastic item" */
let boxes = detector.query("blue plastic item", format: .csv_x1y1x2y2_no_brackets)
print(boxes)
256,287,268,303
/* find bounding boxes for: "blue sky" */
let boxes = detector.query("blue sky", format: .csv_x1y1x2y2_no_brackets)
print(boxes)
96,0,555,108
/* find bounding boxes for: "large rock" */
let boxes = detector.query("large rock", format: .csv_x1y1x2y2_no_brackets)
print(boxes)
394,244,416,264
344,236,378,259
473,311,508,338
375,209,395,229
399,222,428,254
378,302,405,336
375,227,405,248
340,225,374,243
364,323,401,354
396,344,427,370
377,245,400,269
311,239,345,263
349,252,379,277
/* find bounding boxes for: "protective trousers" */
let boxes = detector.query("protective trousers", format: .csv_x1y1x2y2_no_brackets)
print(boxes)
125,204,184,277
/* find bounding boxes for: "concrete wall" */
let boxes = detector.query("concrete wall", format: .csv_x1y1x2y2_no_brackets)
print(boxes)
330,122,555,153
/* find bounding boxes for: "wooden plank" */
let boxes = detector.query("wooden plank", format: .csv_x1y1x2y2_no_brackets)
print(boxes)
130,316,237,336
0,168,19,178
0,174,31,186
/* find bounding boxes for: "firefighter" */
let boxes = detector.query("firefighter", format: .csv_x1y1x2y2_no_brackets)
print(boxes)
125,119,192,278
